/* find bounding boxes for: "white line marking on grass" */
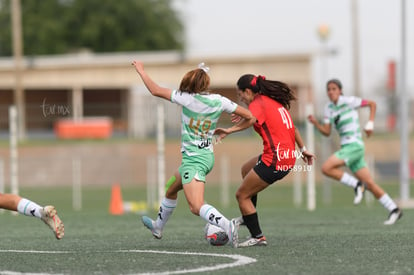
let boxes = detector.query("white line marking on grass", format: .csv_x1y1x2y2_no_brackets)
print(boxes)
119,250,257,274
0,272,64,275
0,249,256,275
0,250,70,254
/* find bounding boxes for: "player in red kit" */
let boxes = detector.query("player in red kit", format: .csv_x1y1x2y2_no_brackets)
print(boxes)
250,92,296,171
229,74,314,247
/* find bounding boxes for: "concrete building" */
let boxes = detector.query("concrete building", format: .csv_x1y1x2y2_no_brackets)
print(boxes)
0,51,313,139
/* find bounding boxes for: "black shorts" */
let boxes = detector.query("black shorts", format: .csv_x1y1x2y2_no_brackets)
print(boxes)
253,155,291,184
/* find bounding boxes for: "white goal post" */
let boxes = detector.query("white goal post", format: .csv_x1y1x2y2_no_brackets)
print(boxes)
305,103,316,211
9,106,19,197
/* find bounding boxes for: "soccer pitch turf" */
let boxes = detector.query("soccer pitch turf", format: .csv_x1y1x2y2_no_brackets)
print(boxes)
0,183,412,275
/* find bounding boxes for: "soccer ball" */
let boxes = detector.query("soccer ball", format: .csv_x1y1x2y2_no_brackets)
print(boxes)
204,223,229,246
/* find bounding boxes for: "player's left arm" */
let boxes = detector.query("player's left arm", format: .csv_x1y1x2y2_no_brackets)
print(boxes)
214,105,256,142
361,99,376,137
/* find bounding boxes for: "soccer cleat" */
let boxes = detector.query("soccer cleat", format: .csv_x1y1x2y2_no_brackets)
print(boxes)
141,216,162,239
238,236,267,248
40,206,64,240
384,208,403,225
234,216,245,226
353,181,365,205
228,218,239,248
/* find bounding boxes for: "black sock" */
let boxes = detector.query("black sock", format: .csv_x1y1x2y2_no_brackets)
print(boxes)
242,212,263,238
251,194,257,208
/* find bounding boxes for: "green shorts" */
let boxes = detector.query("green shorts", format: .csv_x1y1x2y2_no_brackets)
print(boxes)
334,143,366,173
178,153,214,184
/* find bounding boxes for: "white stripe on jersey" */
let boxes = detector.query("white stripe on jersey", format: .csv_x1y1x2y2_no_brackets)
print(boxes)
324,95,363,146
171,90,237,155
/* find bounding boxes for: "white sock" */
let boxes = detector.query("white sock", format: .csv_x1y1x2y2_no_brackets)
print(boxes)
17,198,42,218
339,172,359,188
379,194,398,212
154,197,177,230
199,204,230,232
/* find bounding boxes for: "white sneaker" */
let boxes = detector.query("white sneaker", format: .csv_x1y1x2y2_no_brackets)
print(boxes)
141,216,162,239
40,206,64,240
384,208,403,225
228,218,239,248
238,236,267,247
353,182,365,205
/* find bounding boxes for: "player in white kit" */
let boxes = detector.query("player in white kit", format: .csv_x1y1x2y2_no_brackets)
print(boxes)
308,79,402,225
132,61,256,246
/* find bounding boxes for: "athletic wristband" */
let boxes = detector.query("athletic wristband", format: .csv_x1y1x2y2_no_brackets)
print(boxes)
364,120,374,131
300,146,307,153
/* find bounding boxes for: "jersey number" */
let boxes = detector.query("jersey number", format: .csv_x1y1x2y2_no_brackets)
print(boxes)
278,107,293,129
189,117,212,137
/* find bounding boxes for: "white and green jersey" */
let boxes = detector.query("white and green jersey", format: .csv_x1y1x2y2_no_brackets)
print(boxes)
323,95,363,146
171,90,237,156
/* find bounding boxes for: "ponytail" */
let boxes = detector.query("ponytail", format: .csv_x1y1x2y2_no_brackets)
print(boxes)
237,74,296,109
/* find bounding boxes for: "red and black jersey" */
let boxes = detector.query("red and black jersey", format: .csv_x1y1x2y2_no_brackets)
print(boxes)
249,94,296,170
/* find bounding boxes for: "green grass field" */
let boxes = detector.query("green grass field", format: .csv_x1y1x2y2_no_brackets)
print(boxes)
0,183,412,275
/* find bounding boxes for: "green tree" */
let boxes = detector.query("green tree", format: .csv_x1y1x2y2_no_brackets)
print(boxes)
0,0,184,56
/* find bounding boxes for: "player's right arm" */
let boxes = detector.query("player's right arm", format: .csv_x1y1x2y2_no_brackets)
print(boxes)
132,60,172,100
307,114,331,136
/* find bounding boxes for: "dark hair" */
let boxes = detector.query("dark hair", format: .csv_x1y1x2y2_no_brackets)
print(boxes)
326,78,342,91
237,74,296,109
179,68,210,93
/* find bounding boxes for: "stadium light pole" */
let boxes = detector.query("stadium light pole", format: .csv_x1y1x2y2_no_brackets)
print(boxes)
351,0,361,97
399,0,410,203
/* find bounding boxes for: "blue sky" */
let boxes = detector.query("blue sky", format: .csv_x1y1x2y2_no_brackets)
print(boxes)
173,0,413,99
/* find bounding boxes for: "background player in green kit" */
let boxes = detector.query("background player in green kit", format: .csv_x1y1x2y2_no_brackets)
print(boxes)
308,78,402,225
132,61,256,247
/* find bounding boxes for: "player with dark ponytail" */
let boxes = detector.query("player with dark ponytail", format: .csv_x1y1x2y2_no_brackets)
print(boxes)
237,74,296,109
225,74,314,247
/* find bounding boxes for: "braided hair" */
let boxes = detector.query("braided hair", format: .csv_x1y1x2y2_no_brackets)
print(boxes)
237,74,296,109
